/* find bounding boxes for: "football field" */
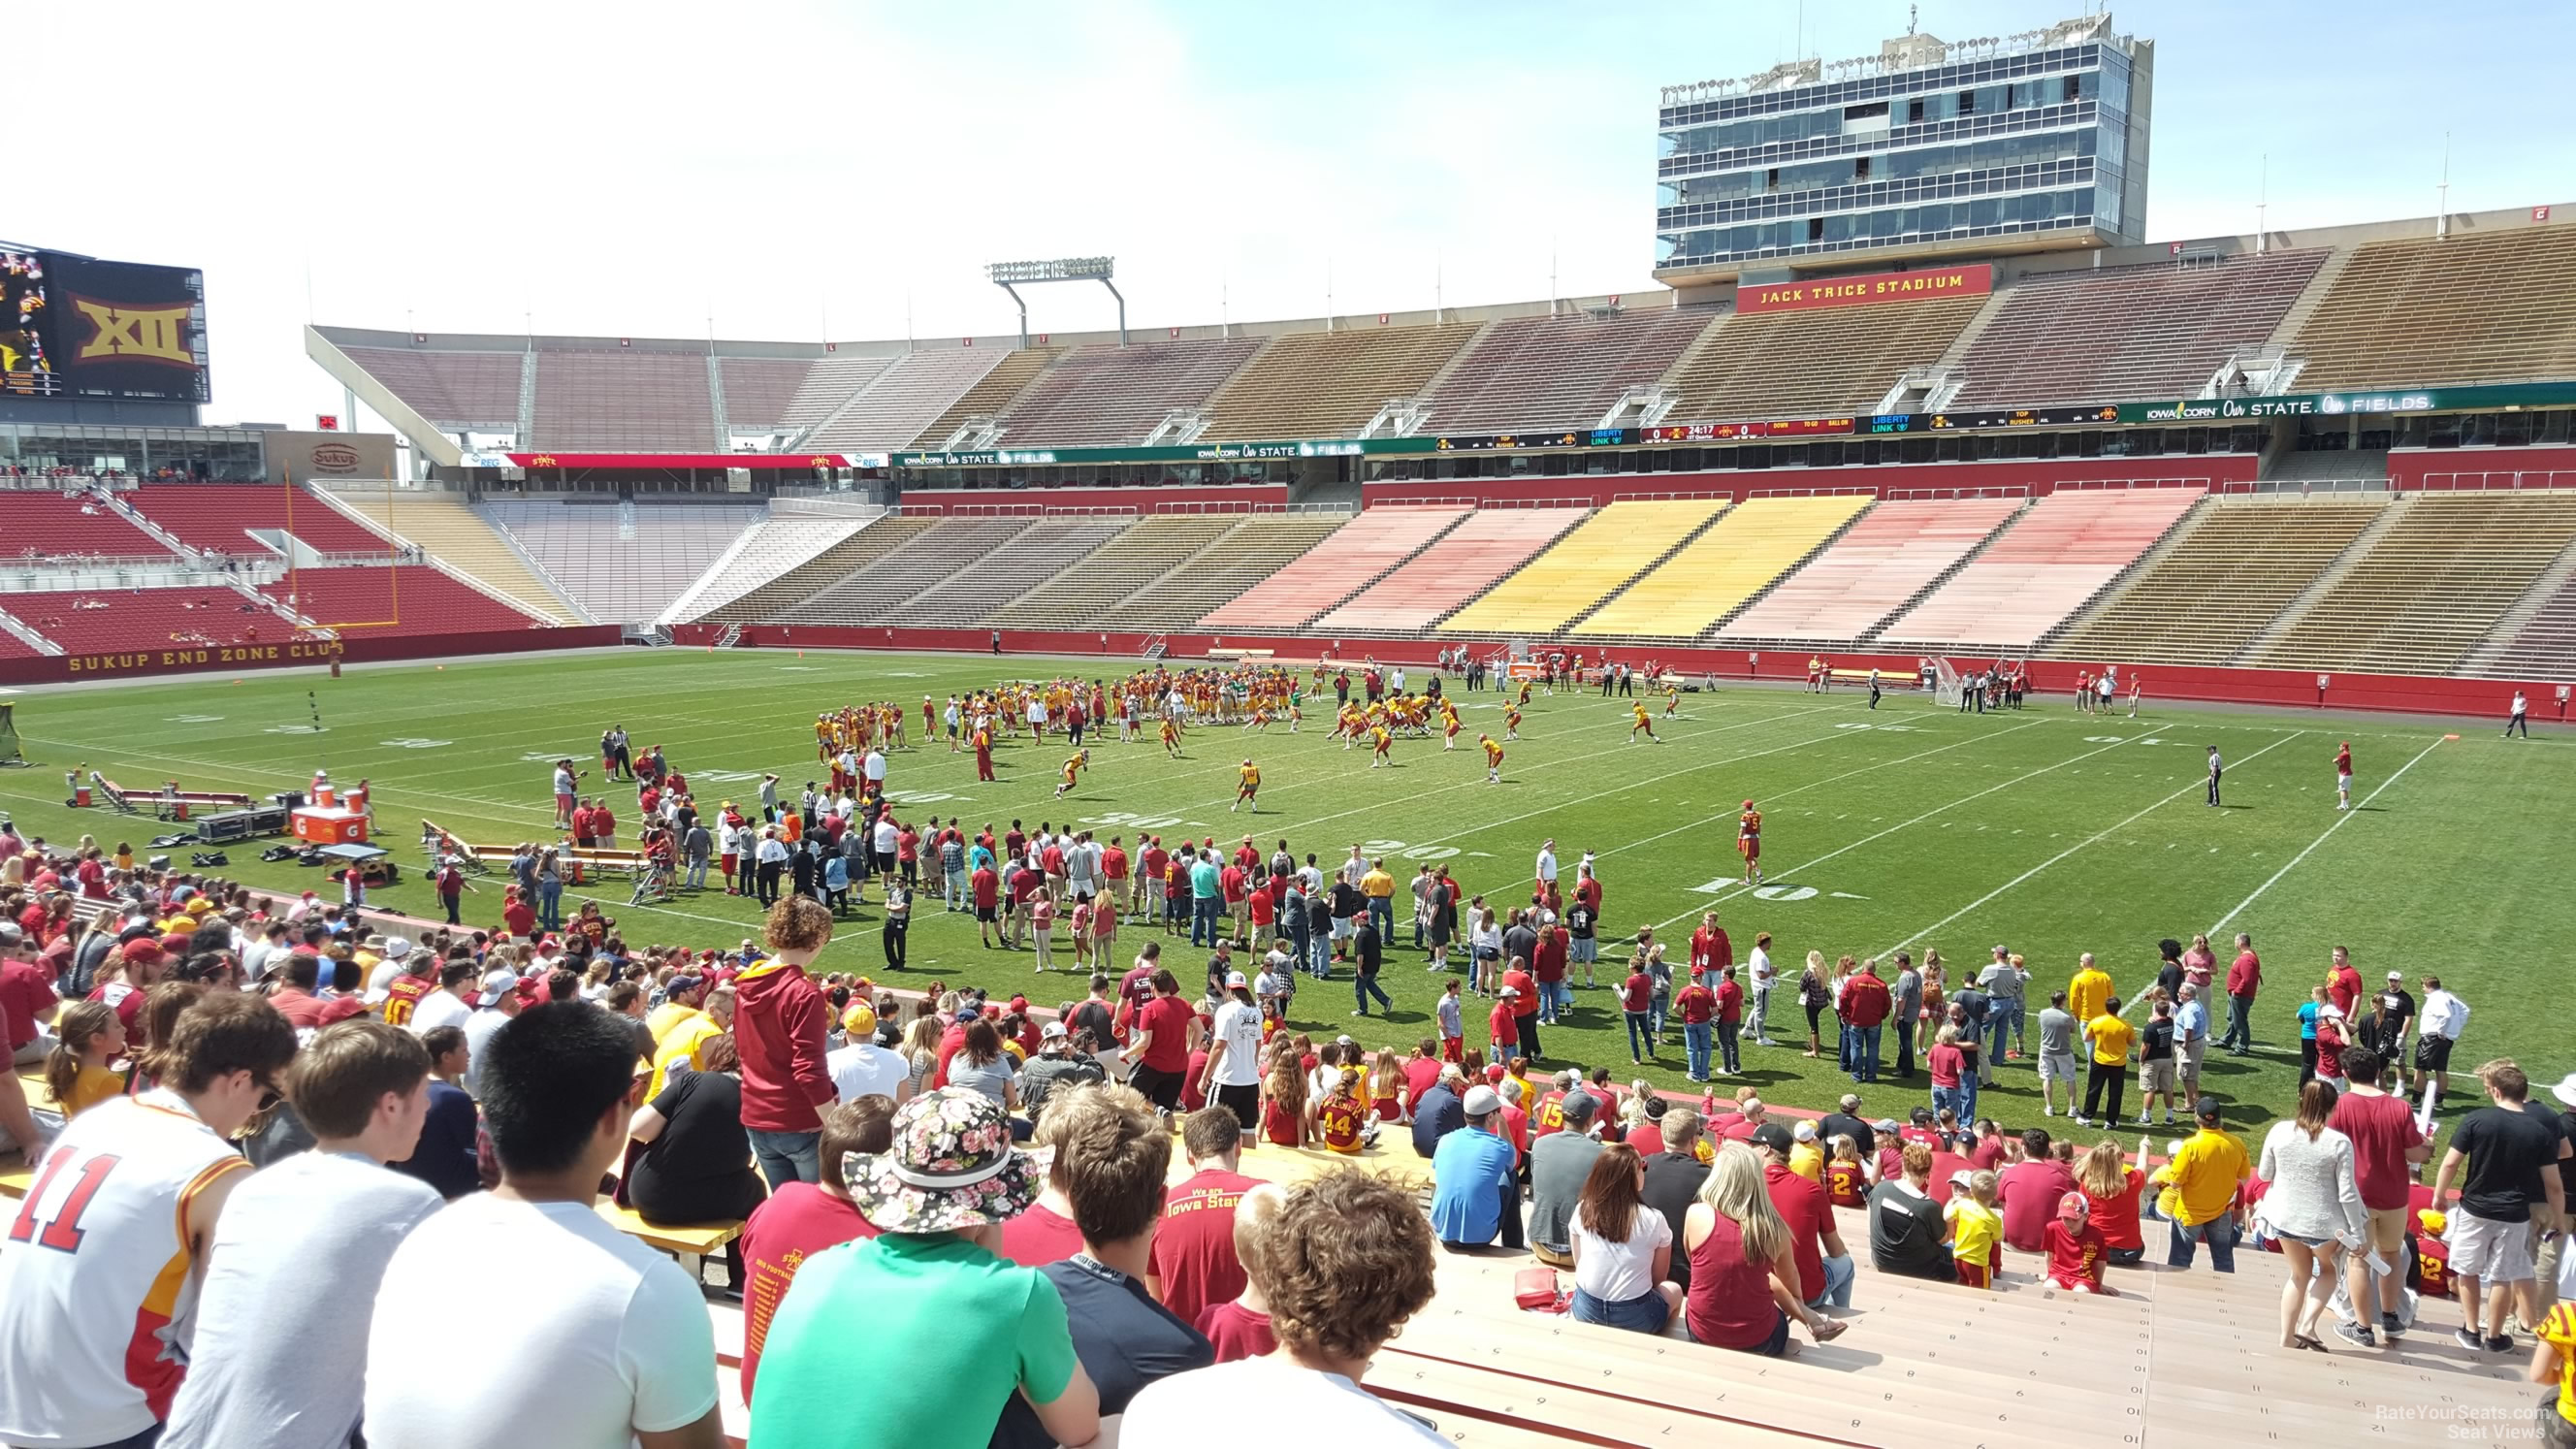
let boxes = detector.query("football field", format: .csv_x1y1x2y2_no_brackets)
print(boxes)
1,646,2564,1132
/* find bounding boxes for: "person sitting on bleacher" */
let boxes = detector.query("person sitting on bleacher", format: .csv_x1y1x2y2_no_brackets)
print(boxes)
1430,1084,1522,1251
737,1099,893,1403
368,1002,722,1449
753,1087,1101,1449
163,1021,445,1449
1126,1168,1443,1447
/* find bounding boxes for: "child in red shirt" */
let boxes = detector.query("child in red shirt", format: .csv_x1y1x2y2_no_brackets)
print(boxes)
2410,1208,2454,1300
2045,1192,2118,1295
1490,989,1523,1061
1196,1184,1285,1363
1824,1137,1869,1208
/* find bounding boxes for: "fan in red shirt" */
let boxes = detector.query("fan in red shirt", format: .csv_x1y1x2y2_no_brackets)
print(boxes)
737,1101,886,1401
1688,914,1732,976
1151,1110,1265,1326
1489,990,1523,1060
1673,969,1718,1084
2044,1193,2116,1294
1999,1131,2081,1251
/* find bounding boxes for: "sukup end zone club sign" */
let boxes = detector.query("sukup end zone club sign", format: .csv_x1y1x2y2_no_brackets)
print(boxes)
64,638,344,676
1736,263,1993,315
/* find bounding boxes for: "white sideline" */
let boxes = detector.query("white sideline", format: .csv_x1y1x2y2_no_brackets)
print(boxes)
1873,729,2305,957
2203,735,2446,937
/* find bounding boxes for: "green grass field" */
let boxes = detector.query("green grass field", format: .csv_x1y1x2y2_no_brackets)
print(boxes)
1,646,2563,1136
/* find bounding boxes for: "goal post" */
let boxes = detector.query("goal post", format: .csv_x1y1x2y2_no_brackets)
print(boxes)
1930,658,1964,709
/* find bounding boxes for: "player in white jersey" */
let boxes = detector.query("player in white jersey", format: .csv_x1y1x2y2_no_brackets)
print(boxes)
0,992,297,1449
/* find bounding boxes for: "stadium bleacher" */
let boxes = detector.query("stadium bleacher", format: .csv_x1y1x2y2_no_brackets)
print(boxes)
991,338,1267,447
0,493,178,561
774,516,1039,626
2289,225,2576,389
1307,508,1591,635
531,351,718,452
1422,309,1715,433
1117,513,1353,629
1196,507,1467,630
2243,490,2576,675
1437,499,1728,635
1663,297,1986,421
1947,251,2329,407
2054,496,2393,665
1876,488,2207,653
123,485,394,557
1574,494,1874,639
336,346,525,429
800,349,1007,450
0,621,46,660
909,347,1062,448
699,516,944,624
663,516,872,624
2478,568,2576,680
0,587,292,654
984,514,1245,628
321,489,583,624
1200,324,1483,440
1717,496,2027,645
897,516,1137,626
483,502,767,626
255,565,554,637
711,358,817,434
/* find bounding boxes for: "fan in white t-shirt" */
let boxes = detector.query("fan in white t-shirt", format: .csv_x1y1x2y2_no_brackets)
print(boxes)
363,1003,720,1449
1122,1167,1442,1449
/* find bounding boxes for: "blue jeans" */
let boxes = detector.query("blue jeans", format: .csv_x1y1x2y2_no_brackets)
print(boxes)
1932,1083,1965,1124
685,858,708,889
1717,1019,1742,1074
2223,994,2255,1051
1354,972,1392,1014
1650,994,1669,1040
2167,1213,2239,1272
1808,1253,1855,1309
1192,894,1222,947
1368,895,1394,942
749,1128,821,1189
536,878,564,930
1684,1021,1712,1079
1839,1023,1856,1071
1986,1010,2012,1069
1626,1011,1654,1060
1309,932,1332,980
1547,981,1573,1021
1956,1072,1980,1125
1851,1025,1883,1082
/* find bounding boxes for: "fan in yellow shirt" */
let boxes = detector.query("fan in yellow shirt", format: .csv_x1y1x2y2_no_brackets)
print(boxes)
1946,1171,2003,1289
2066,954,2113,1024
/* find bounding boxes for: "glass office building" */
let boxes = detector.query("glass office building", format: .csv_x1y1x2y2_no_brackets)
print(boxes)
1656,15,2151,279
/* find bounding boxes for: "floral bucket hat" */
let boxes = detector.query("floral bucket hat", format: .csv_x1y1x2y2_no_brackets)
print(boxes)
848,1087,1046,1233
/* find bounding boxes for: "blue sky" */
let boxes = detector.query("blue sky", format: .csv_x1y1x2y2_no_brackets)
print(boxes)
21,0,2568,429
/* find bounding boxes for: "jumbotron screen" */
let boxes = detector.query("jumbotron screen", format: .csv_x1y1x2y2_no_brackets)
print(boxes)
1,245,210,403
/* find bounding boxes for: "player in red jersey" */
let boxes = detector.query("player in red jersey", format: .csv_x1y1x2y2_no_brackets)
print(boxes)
1736,799,1762,886
2334,741,2353,812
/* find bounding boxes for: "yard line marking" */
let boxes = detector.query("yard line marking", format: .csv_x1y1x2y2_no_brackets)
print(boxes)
1641,725,2142,933
2204,735,2445,936
1874,730,2304,956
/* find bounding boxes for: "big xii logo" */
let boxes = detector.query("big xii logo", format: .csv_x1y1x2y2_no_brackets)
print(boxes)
69,296,196,368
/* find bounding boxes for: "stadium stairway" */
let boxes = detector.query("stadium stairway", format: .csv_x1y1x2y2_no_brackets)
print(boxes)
699,516,943,624
896,516,1138,627
1195,507,1471,632
1572,494,1875,642
2052,496,2394,666
1717,497,2028,649
658,515,874,626
1307,507,1594,637
908,346,1063,449
1436,499,1730,636
1874,489,2206,655
774,516,1041,627
2462,530,2576,679
2241,490,2576,675
0,605,54,658
1114,512,1354,630
319,488,586,625
982,514,1246,628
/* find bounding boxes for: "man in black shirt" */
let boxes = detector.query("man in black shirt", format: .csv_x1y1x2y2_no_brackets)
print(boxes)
2430,1061,2571,1352
1501,909,1539,978
2137,1002,2178,1127
1639,1110,1713,1295
992,1086,1209,1449
1352,919,1391,1017
1818,1094,1877,1161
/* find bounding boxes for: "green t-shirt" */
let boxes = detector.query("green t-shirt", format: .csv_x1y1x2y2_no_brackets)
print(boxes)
749,1231,1077,1449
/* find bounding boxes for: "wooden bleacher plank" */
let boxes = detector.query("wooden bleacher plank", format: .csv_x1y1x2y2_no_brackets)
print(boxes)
595,1201,742,1257
0,1151,32,1200
1369,1351,1809,1447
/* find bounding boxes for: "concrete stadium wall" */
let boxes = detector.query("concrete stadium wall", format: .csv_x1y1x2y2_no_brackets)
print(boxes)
895,485,1291,514
0,626,626,687
1359,455,2257,509
2391,446,2576,491
660,623,2556,724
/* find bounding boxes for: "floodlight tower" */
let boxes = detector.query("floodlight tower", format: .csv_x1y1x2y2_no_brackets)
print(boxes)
986,256,1124,347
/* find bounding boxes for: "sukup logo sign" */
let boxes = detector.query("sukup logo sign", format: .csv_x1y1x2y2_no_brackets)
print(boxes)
69,296,196,367
309,443,361,473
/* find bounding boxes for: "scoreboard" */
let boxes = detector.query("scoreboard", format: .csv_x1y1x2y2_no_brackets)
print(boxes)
0,245,210,403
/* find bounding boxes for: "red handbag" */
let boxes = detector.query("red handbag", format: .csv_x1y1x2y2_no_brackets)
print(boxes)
1513,1267,1563,1311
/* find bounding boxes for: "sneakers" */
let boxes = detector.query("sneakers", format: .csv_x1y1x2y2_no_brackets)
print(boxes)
2486,1335,2516,1353
2456,1327,2486,1351
2333,1320,2375,1348
2006,1048,2022,1060
2043,1106,2055,1116
2380,1312,2404,1337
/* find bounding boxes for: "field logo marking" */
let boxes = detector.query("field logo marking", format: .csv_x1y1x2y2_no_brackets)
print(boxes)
166,715,225,724
380,738,451,750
